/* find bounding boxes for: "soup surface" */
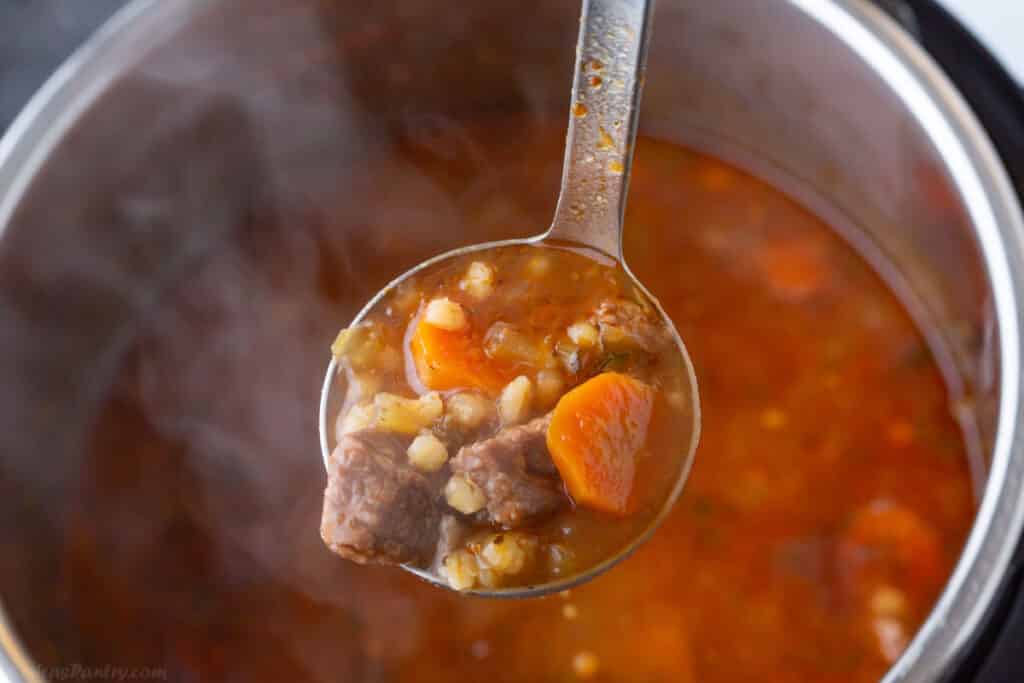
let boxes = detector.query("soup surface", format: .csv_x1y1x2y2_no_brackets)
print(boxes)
10,129,974,682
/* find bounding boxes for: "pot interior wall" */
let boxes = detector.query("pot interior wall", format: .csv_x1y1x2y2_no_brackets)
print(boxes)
642,0,996,479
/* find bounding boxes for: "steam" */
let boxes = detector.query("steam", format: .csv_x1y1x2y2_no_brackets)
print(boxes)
0,0,578,677
105,0,433,666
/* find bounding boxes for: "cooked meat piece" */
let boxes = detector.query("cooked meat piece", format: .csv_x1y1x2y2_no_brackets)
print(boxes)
594,298,671,351
450,414,566,528
518,416,560,478
321,429,441,566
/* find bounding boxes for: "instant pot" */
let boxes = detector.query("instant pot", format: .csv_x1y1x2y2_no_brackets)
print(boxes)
2,0,1024,681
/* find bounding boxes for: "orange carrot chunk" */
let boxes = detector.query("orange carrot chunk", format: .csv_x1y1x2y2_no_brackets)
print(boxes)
836,500,944,602
755,239,828,301
409,316,512,396
547,372,654,514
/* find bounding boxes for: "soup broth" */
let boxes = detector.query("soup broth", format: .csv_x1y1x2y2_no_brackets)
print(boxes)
9,128,974,683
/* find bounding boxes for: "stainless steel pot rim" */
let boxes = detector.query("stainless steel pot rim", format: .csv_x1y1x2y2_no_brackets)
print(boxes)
804,3,1024,681
1,1,1023,682
0,5,191,681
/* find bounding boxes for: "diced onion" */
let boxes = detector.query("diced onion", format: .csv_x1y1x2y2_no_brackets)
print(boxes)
374,392,443,435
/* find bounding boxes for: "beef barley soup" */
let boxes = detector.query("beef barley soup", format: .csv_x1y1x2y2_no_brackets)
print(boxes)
322,244,694,591
8,127,974,682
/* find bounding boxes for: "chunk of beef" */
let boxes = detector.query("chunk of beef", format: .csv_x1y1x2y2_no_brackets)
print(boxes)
594,298,671,351
321,429,441,566
450,414,566,528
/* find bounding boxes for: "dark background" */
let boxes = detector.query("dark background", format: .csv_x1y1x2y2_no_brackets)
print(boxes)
0,0,126,132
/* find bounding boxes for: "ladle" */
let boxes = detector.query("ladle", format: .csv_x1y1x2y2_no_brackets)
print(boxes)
319,0,700,597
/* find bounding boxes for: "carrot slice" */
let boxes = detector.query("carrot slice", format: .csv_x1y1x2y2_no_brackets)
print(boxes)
836,500,944,602
755,239,828,301
547,372,654,514
408,316,512,395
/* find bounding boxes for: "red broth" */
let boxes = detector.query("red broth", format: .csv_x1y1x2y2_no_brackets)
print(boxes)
14,130,973,682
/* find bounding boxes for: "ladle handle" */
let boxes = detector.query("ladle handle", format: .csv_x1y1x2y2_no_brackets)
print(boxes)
545,0,654,260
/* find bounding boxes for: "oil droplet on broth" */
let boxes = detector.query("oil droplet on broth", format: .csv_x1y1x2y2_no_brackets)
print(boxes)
572,102,588,118
608,160,624,174
597,127,614,150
